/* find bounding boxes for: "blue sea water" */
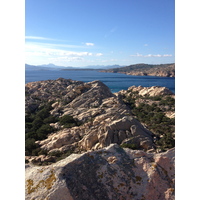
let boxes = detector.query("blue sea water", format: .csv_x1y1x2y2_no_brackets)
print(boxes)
25,70,175,93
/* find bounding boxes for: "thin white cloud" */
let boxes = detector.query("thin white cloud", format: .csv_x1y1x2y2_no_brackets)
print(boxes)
95,53,103,56
144,54,162,57
26,41,85,49
25,36,55,40
163,54,173,57
26,45,94,57
25,41,104,64
49,56,84,62
59,51,93,57
144,44,148,46
85,43,94,46
130,53,172,57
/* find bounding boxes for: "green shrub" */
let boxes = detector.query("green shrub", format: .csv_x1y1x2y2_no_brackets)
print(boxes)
31,116,43,131
25,101,58,156
120,143,138,150
36,124,55,140
59,115,81,128
122,93,175,152
48,150,62,157
156,132,175,150
37,108,50,120
43,116,58,123
59,115,76,125
25,138,40,156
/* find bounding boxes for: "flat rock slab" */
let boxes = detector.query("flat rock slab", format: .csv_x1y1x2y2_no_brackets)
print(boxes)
25,144,175,200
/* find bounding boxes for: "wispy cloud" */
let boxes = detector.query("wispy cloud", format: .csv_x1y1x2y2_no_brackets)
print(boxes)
144,44,148,47
49,56,85,62
85,42,94,46
25,41,103,64
25,41,88,51
163,54,173,57
25,36,56,41
95,53,103,56
25,37,104,66
130,53,172,57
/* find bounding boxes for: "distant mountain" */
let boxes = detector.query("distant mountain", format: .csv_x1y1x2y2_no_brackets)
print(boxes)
25,64,125,71
100,63,175,77
25,64,74,71
38,63,67,69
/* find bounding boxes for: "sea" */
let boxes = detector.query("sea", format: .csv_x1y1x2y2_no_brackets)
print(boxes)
25,70,175,94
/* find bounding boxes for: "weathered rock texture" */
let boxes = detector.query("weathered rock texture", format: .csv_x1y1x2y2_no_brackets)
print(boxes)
26,78,155,158
25,144,175,200
122,85,174,97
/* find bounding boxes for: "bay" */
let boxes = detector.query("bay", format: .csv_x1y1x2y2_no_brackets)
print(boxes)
25,70,175,93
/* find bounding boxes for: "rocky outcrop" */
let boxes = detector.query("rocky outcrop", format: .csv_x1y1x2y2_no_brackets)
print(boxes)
119,85,174,97
25,144,175,200
118,85,175,120
37,112,154,154
25,79,175,199
26,79,175,162
26,78,155,157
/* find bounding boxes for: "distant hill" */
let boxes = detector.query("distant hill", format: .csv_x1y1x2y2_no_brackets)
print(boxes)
25,64,72,71
81,65,124,69
100,63,175,77
25,64,124,71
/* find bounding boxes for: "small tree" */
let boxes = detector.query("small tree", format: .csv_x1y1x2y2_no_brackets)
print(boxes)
59,115,77,128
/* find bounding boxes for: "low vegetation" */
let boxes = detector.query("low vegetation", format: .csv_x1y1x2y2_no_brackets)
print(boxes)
122,93,175,151
120,143,138,150
25,101,81,156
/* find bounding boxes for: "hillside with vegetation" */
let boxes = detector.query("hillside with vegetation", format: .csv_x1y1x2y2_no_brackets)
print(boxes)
25,78,174,164
25,78,175,200
118,85,175,151
100,63,175,77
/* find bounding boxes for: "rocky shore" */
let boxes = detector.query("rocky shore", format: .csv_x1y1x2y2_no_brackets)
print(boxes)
25,78,175,199
100,63,175,77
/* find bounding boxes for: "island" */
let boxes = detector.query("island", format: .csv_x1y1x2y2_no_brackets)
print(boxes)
100,63,175,77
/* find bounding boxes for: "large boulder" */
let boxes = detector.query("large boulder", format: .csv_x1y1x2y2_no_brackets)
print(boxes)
25,144,175,200
103,116,154,150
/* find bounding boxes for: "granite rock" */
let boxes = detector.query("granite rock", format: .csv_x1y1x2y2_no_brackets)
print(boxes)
25,144,175,200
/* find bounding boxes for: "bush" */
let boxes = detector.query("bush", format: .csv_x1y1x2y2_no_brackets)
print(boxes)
48,150,62,157
159,96,175,106
59,115,81,128
59,115,76,125
122,93,175,152
36,124,55,140
43,116,58,123
156,132,175,150
31,117,43,131
37,108,50,120
120,143,138,150
25,101,58,156
25,138,40,156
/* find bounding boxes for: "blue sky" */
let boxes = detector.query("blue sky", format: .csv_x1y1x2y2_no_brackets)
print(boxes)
25,0,175,67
